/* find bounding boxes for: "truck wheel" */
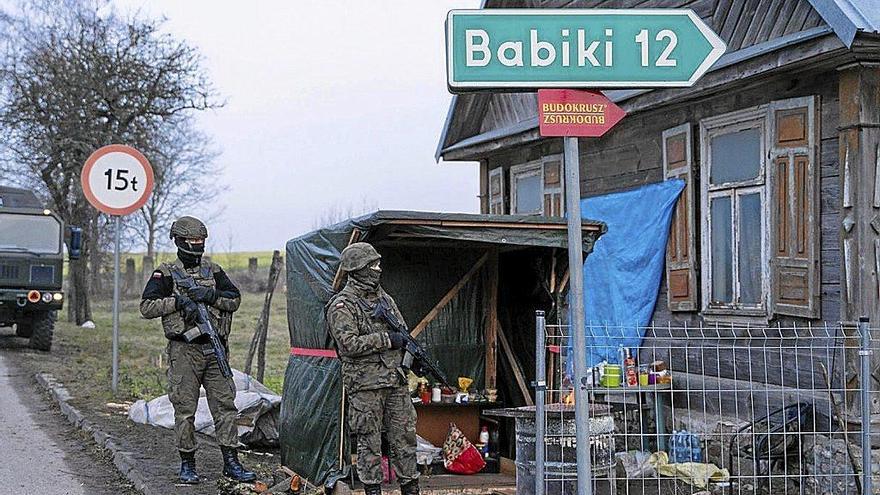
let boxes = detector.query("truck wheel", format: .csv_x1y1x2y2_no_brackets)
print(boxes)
28,311,56,351
15,319,33,338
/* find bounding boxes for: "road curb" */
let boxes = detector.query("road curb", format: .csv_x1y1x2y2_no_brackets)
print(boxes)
35,372,162,495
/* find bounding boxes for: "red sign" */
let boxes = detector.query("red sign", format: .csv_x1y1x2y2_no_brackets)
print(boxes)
537,89,626,137
81,145,154,216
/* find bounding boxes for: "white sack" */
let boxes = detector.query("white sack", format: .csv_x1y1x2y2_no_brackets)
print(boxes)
128,369,282,446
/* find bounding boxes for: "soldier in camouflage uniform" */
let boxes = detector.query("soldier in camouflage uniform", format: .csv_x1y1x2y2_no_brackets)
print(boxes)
140,216,256,484
327,242,419,495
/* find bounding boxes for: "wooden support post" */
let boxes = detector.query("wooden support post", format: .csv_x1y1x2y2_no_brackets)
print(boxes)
124,258,136,296
245,250,283,382
142,255,154,283
410,252,490,338
485,249,499,390
497,319,534,406
838,62,880,414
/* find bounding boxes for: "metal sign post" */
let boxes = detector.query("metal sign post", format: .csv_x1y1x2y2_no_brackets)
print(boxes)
444,10,725,494
111,215,121,392
81,144,154,394
563,136,592,495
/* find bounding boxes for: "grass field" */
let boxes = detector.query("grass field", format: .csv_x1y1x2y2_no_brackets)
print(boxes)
30,290,291,405
123,251,280,273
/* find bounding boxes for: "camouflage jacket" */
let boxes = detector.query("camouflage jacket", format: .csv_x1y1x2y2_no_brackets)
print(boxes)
327,283,406,393
139,259,241,340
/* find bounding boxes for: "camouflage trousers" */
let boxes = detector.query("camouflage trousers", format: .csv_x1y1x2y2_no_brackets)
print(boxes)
348,385,419,485
166,340,238,452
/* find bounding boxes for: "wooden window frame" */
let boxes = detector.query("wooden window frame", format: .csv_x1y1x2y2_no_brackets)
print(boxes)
506,154,565,217
488,167,505,215
541,155,565,217
662,123,698,311
510,161,544,215
700,106,770,317
767,96,821,318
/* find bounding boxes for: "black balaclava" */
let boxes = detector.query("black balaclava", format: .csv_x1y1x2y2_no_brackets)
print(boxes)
175,237,205,268
348,262,381,294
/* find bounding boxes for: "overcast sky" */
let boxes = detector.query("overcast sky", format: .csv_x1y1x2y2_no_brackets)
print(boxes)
116,1,480,252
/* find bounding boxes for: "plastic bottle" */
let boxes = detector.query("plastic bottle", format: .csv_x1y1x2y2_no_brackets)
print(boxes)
479,426,490,444
431,384,441,403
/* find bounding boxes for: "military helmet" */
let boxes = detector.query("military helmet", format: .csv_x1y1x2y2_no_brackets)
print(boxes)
340,242,381,273
169,216,208,240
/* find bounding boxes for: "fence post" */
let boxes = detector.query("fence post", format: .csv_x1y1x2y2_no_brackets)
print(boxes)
860,316,872,495
535,310,546,495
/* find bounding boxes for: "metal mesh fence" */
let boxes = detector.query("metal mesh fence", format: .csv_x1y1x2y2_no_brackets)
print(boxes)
532,312,877,495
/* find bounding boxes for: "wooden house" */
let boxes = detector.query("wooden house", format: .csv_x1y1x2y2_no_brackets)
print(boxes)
437,0,880,413
439,0,880,328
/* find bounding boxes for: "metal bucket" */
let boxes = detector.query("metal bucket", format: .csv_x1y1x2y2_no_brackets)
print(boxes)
512,411,616,495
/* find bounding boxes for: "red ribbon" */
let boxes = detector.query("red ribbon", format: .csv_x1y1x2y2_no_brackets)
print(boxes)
291,347,338,358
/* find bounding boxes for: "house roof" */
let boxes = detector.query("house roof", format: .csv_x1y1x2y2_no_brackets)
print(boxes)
436,0,876,161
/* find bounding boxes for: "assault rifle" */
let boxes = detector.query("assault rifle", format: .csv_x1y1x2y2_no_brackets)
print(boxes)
170,266,236,395
364,297,451,388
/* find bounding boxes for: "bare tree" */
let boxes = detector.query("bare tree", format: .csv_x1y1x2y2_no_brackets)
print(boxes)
0,0,222,323
311,198,378,230
127,116,225,258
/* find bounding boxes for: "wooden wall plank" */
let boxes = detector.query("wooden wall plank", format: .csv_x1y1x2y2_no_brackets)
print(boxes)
754,0,785,44
768,0,800,39
728,0,761,50
740,0,774,48
783,0,813,36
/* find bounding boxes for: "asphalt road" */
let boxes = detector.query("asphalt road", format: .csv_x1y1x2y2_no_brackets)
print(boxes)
0,348,134,495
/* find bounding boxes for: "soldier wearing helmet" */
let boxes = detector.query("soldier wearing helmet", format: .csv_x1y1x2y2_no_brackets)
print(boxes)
139,216,255,484
327,242,419,495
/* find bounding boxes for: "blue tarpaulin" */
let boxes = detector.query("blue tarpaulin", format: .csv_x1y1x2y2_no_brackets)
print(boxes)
579,179,685,367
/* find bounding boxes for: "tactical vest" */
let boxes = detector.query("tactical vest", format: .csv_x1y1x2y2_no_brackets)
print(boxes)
328,287,405,391
158,260,232,341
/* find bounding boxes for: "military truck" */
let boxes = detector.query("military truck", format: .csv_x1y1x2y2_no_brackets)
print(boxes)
0,186,81,350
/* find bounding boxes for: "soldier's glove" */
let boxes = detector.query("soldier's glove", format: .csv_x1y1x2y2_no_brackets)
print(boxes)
388,332,406,350
175,294,202,326
187,286,218,304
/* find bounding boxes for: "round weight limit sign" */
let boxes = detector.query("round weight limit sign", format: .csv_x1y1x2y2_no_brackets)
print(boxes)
82,144,154,215
80,144,153,395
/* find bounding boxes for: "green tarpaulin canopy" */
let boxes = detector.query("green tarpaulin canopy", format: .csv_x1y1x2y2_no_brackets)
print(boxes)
280,210,605,484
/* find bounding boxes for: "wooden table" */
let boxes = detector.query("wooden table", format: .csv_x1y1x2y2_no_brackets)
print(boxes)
414,401,499,447
588,383,672,452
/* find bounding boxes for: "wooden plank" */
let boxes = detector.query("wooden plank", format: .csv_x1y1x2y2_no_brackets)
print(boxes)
485,250,499,390
768,0,800,39
497,319,534,406
718,0,746,47
331,230,362,291
411,252,490,338
711,0,735,34
728,0,761,50
385,218,604,232
783,0,813,35
753,0,785,44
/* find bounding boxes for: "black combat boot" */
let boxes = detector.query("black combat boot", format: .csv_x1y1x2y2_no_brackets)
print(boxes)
178,451,200,484
363,483,382,495
220,446,256,482
400,479,420,495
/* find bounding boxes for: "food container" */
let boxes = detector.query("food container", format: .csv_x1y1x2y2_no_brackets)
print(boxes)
638,366,649,386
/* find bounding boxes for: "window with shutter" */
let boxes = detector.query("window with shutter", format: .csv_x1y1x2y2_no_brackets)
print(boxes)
699,107,768,315
489,167,505,215
768,96,820,318
663,123,698,311
542,157,564,217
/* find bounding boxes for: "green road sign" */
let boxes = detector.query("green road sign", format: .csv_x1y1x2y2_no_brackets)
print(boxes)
446,9,726,91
